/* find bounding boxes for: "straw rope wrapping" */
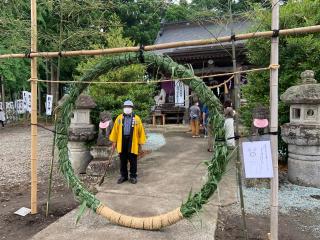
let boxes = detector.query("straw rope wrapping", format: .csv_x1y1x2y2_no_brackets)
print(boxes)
55,52,229,230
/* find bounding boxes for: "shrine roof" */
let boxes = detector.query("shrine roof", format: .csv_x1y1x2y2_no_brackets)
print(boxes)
154,20,253,55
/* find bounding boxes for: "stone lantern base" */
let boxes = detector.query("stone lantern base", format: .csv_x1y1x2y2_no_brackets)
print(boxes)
68,141,93,174
282,124,320,188
287,145,320,187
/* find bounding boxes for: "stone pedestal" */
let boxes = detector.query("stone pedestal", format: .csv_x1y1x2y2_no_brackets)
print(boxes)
281,70,320,187
68,142,92,174
87,111,115,176
282,125,320,187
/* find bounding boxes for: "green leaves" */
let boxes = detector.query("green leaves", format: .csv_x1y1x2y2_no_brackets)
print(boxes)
76,200,87,224
241,0,320,160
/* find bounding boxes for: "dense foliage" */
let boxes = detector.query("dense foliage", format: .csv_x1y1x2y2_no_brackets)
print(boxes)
76,18,155,122
241,0,320,158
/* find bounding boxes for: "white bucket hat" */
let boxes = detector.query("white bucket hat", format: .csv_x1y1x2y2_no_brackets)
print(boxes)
123,100,134,107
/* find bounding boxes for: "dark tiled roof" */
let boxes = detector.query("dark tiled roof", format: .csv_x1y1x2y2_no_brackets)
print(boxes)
154,21,253,54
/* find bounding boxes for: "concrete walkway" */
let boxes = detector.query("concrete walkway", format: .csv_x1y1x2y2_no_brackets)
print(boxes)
31,132,237,240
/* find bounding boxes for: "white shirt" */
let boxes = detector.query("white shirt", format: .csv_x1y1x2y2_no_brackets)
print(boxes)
0,111,5,121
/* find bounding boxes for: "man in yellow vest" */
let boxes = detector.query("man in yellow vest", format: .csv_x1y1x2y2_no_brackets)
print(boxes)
109,100,147,184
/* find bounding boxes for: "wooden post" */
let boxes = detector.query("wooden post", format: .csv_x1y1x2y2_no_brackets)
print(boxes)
229,1,249,239
270,0,280,239
30,0,38,214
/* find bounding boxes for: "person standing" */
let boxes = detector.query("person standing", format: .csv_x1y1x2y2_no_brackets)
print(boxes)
202,104,213,152
189,101,201,138
223,99,236,148
0,109,5,128
109,100,146,184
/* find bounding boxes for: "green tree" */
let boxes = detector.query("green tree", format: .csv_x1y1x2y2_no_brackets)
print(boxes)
112,0,168,45
241,0,320,158
76,17,155,122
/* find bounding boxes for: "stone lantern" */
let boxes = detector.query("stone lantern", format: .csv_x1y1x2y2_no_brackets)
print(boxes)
67,94,96,174
281,70,320,187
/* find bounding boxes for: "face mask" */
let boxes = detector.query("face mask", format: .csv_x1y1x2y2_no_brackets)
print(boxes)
123,107,132,115
195,102,199,106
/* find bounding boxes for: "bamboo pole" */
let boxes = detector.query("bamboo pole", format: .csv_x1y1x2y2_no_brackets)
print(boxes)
270,0,280,239
46,114,57,217
1,25,320,59
229,1,249,239
30,0,38,214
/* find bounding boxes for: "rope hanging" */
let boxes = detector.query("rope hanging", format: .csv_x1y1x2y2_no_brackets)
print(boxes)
29,65,274,85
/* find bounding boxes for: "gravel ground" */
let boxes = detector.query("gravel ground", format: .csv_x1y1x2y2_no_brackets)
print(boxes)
0,126,63,189
240,184,320,215
228,172,320,238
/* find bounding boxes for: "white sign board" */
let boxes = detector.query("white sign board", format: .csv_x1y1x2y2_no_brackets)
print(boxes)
175,80,185,106
46,94,53,116
242,140,273,178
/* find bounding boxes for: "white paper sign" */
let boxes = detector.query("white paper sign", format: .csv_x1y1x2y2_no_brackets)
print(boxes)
175,80,185,106
46,94,53,116
242,140,273,178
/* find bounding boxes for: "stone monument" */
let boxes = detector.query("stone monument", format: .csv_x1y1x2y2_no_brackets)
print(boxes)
67,94,96,174
88,111,115,176
281,70,320,187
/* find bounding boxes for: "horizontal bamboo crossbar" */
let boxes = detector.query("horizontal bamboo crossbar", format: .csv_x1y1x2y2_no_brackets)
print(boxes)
1,25,320,59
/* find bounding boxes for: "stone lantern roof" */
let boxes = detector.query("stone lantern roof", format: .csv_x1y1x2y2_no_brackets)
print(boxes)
281,70,320,104
75,94,97,109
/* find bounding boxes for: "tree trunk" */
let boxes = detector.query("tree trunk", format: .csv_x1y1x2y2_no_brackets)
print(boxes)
46,59,51,95
50,61,59,107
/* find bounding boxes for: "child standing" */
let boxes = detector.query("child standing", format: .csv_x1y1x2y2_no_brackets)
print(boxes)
189,102,201,138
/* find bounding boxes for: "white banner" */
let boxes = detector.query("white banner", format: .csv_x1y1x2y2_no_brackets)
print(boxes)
175,80,185,106
22,91,29,111
15,100,25,114
5,102,14,110
27,92,32,113
46,94,53,116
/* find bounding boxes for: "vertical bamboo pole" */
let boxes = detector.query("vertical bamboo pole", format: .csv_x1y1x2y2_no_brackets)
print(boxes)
270,0,280,239
229,1,248,239
30,0,38,214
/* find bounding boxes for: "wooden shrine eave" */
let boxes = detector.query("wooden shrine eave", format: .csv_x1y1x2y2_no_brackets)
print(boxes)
164,43,247,62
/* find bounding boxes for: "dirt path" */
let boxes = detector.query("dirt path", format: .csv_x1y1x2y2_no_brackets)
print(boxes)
0,126,78,240
31,132,235,240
